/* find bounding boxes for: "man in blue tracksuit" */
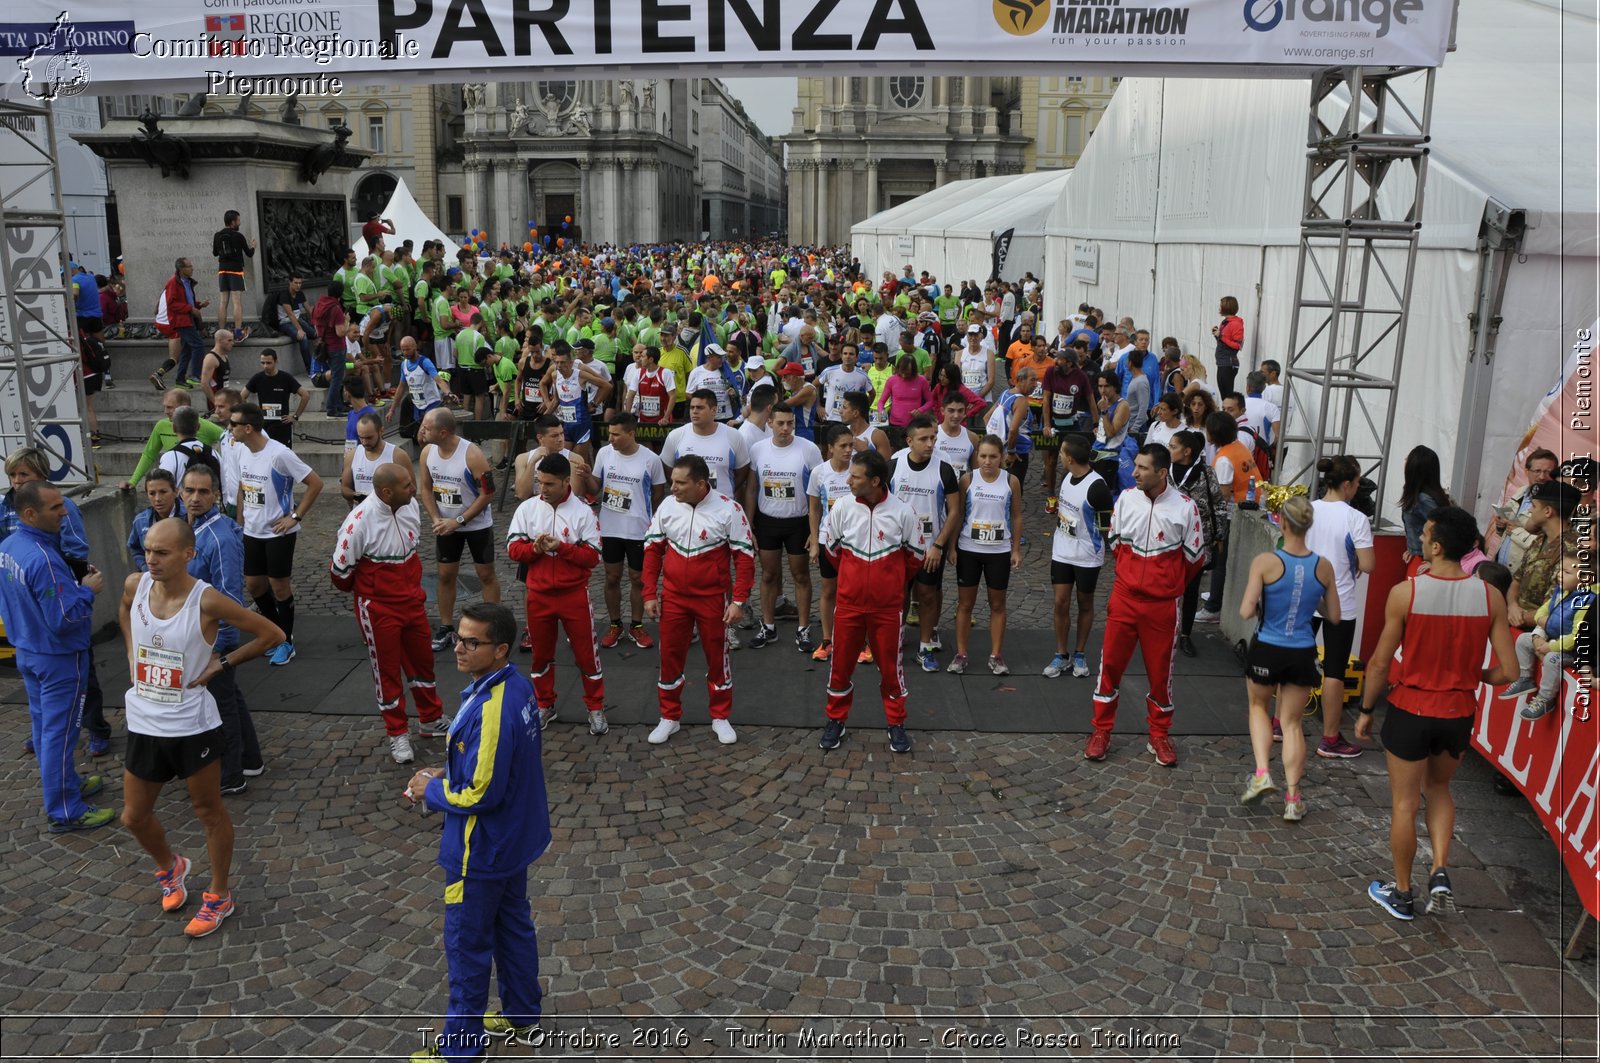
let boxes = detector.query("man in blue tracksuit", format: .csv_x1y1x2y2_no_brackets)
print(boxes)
181,463,263,793
0,481,115,832
406,601,550,1063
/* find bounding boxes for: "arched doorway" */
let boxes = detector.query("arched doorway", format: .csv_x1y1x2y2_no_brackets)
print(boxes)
353,172,398,227
527,161,582,247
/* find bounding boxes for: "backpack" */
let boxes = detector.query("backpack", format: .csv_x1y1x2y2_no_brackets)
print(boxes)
1239,424,1273,482
168,438,222,483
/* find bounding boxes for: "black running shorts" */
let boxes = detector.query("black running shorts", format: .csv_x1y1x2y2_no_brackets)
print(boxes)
437,526,494,566
1245,638,1323,689
1379,701,1473,762
956,547,1011,590
755,514,809,556
125,726,224,783
600,535,645,570
243,533,297,580
1050,560,1101,595
1313,617,1357,686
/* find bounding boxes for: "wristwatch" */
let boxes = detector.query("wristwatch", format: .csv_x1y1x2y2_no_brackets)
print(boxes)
290,511,302,522
218,654,234,672
455,514,467,525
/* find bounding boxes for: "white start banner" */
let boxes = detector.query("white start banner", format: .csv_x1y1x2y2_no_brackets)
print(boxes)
2,1,1454,99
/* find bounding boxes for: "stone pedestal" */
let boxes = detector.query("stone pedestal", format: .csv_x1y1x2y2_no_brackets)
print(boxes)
75,116,367,323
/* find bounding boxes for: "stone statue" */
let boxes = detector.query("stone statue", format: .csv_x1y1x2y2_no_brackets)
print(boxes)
462,83,485,109
642,81,655,112
566,104,592,136
279,89,302,126
508,100,529,135
301,124,352,185
132,111,192,179
177,93,206,118
619,81,635,110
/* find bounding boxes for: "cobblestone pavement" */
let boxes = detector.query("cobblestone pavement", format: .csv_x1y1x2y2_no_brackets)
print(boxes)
2,450,1595,1060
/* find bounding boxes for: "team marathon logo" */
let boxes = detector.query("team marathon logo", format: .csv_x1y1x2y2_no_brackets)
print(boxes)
991,0,1193,39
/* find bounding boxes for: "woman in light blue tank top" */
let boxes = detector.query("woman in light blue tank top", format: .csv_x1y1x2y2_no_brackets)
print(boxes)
1237,497,1341,821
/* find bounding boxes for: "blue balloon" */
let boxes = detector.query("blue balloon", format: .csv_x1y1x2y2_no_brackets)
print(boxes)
528,220,536,229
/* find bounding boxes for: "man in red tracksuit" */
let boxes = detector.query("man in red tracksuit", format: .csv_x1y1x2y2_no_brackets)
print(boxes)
330,462,448,766
816,450,927,755
641,454,755,747
505,452,607,735
1089,443,1206,767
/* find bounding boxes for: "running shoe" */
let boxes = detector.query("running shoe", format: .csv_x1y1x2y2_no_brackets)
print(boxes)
1367,880,1414,921
104,376,117,389
811,640,833,662
220,779,247,796
483,1012,541,1046
918,650,939,673
647,718,680,744
886,725,912,754
1084,729,1112,762
599,624,623,649
417,714,453,739
774,597,799,620
1520,695,1554,721
432,627,456,652
148,370,166,391
1071,652,1091,678
1147,735,1179,767
710,718,737,745
157,854,191,912
795,626,816,654
1043,654,1070,678
946,654,968,675
87,735,110,757
242,763,266,778
1271,718,1283,743
268,641,295,666
48,806,115,832
1045,495,1058,513
1177,635,1197,658
389,734,415,765
818,719,846,751
519,628,532,652
1282,795,1305,822
184,891,234,938
987,654,1009,676
930,633,942,652
173,379,194,391
537,707,557,731
1194,608,1221,624
1497,676,1536,700
905,600,920,626
1316,735,1364,759
1241,770,1278,804
1424,869,1455,915
749,624,778,649
78,773,104,798
629,624,655,649
857,645,873,665
588,710,610,736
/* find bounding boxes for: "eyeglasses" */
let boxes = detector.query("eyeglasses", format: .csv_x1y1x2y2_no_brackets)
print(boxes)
228,420,247,427
453,635,498,652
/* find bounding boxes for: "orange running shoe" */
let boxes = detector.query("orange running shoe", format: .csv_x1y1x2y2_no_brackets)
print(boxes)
184,891,234,938
156,854,190,913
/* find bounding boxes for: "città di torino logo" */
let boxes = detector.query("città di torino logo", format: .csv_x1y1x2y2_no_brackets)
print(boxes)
1243,0,1425,37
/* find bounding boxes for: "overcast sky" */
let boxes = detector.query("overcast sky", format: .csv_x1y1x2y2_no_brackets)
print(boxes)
720,78,798,137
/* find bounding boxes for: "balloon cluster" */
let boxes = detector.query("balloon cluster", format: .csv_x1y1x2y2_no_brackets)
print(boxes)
462,226,492,253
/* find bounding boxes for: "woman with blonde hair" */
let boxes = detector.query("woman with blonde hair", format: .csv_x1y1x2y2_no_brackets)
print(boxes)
1180,353,1220,402
1237,495,1340,821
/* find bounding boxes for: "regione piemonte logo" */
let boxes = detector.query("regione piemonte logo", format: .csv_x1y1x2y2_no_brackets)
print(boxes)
993,0,1048,36
205,13,247,57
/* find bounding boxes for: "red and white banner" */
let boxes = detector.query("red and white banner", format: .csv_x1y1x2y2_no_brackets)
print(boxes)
1473,671,1600,919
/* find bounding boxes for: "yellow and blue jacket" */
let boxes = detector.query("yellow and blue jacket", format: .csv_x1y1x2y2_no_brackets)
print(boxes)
424,664,550,882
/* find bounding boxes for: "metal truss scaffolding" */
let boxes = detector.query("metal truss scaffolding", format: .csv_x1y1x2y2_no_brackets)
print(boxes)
1276,66,1436,526
0,98,90,484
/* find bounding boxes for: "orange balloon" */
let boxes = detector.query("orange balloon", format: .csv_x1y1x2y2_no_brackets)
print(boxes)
557,237,565,247
523,242,533,252
564,215,572,223
582,256,591,268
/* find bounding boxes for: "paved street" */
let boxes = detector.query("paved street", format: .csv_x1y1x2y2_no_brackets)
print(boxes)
0,463,1594,1060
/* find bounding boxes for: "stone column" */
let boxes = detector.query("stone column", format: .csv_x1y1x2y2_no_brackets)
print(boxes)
788,160,807,243
815,159,830,247
464,160,486,234
577,158,592,241
821,77,836,132
961,78,977,133
934,159,947,188
610,156,627,246
866,158,879,217
493,161,518,245
841,159,859,234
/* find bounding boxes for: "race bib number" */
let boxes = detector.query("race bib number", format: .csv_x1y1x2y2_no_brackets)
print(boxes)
261,403,282,421
970,521,1004,544
763,478,795,501
1030,382,1045,401
556,403,577,424
134,644,185,704
639,394,662,418
242,484,265,509
602,486,632,513
522,381,542,404
1052,393,1075,417
963,369,985,390
919,515,935,538
434,485,464,509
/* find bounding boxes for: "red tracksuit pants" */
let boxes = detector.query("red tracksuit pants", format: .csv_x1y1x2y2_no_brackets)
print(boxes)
656,597,732,720
825,606,908,726
356,595,444,736
1093,592,1179,737
528,588,604,712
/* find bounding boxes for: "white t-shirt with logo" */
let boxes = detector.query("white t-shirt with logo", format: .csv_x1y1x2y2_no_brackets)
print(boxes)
236,438,313,540
749,437,823,521
593,444,667,541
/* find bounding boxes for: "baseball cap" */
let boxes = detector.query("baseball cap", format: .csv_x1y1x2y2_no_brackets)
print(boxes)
576,338,596,351
601,316,615,329
1529,479,1581,518
702,343,725,359
777,362,806,377
966,324,982,335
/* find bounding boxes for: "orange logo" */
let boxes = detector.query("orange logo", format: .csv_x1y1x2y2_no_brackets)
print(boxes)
994,0,1048,35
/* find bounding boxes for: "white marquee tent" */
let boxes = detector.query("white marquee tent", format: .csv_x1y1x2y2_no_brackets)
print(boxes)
353,177,456,261
1040,0,1597,521
852,169,1071,287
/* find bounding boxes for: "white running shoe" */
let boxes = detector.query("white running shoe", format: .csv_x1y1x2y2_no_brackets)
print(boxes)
389,734,415,765
711,718,737,745
647,718,680,745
